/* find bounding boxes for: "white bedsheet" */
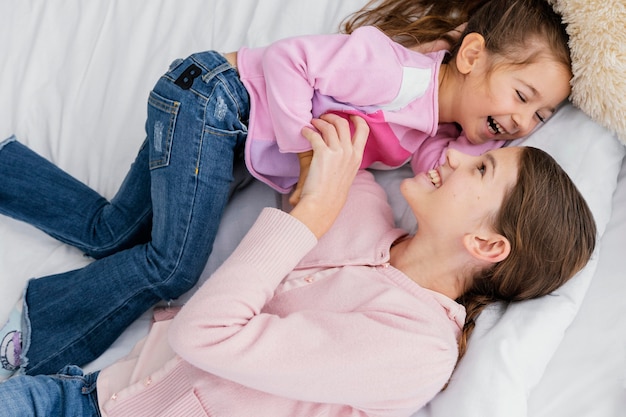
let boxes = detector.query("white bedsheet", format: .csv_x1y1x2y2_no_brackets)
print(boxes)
1,1,624,416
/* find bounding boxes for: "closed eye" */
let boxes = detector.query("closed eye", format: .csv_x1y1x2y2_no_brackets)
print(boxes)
519,90,549,123
535,112,546,123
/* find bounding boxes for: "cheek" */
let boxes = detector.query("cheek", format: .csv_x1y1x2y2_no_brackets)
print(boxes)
470,193,506,222
452,187,494,215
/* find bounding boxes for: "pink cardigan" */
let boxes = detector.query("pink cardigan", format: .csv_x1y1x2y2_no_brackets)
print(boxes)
96,171,465,417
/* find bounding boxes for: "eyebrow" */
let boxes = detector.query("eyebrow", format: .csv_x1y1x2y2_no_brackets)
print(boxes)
522,81,558,114
526,82,540,98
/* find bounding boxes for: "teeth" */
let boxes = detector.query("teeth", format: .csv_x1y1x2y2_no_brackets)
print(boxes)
488,116,503,134
428,169,441,188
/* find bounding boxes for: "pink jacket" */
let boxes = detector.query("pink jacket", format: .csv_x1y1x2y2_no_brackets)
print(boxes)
237,26,502,193
96,170,465,417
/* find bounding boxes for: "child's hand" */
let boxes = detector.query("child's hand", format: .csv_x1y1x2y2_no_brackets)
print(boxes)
289,150,313,207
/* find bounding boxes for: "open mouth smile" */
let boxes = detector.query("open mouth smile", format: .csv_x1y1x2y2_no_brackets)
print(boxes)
428,169,441,188
487,116,505,135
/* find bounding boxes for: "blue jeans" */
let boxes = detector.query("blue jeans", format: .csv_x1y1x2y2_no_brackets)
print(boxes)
0,366,100,417
0,51,250,375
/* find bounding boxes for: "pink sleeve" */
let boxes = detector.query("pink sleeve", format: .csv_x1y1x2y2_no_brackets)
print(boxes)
261,26,405,152
410,123,461,174
410,124,505,174
168,191,457,411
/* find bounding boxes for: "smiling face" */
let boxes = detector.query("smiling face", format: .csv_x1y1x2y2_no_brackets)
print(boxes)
439,33,572,145
455,59,571,144
401,147,522,236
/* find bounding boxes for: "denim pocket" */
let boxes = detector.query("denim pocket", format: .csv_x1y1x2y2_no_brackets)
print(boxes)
147,91,180,169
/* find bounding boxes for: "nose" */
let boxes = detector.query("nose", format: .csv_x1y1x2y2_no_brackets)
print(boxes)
444,148,462,169
512,111,538,137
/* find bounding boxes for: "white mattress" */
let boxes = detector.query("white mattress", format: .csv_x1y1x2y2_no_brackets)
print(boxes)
1,1,624,416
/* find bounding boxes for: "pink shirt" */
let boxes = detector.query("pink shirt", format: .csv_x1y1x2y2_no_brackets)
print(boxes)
97,170,465,417
237,26,503,193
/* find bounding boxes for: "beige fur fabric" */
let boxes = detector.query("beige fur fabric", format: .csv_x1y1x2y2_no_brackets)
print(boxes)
548,0,626,145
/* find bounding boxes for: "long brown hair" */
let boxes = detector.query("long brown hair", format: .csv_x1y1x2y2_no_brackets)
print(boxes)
343,0,581,361
343,0,487,47
456,146,596,359
343,0,571,71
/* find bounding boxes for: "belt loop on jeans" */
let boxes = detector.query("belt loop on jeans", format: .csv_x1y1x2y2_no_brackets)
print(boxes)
202,62,233,83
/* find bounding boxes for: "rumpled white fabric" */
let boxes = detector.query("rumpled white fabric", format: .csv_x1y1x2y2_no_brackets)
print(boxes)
0,2,624,417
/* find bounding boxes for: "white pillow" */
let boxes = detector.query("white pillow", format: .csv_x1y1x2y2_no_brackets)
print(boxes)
411,102,625,417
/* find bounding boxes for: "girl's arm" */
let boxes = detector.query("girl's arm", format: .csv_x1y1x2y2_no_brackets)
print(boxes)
169,112,368,349
168,115,456,410
169,115,457,410
260,26,403,154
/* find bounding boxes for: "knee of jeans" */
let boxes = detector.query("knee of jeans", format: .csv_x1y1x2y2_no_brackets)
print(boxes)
146,252,202,300
84,231,151,260
81,212,152,259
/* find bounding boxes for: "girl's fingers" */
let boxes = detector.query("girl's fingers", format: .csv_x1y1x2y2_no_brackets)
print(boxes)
301,125,325,150
349,115,369,157
318,113,350,145
311,118,338,147
302,113,368,162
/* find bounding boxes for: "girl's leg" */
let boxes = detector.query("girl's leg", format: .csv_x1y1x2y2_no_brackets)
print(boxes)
0,134,151,377
0,136,153,258
22,52,249,375
0,366,100,417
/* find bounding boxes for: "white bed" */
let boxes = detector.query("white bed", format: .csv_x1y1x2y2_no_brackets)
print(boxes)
1,1,624,416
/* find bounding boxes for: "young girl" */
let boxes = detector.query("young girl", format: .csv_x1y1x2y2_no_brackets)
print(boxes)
230,0,571,203
0,114,596,417
0,0,572,378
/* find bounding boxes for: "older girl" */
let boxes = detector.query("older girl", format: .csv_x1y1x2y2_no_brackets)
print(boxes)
0,113,595,417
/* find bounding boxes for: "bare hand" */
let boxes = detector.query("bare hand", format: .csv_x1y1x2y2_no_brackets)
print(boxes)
289,113,368,238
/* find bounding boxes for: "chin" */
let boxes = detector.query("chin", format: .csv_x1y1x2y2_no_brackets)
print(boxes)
466,133,486,145
399,176,416,197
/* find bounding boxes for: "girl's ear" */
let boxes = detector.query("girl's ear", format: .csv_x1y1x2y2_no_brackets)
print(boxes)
463,232,511,264
455,33,487,75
